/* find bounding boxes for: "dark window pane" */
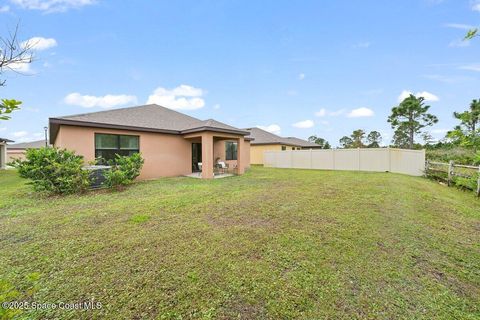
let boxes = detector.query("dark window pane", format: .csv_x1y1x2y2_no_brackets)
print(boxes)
281,146,286,151
95,134,118,149
120,135,139,150
225,141,237,160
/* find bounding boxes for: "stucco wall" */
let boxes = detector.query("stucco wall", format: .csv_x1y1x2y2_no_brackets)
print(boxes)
250,144,294,165
55,125,192,180
54,125,251,180
213,139,250,169
6,150,27,163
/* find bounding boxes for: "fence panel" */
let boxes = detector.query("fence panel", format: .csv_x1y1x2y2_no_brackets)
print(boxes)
264,148,425,177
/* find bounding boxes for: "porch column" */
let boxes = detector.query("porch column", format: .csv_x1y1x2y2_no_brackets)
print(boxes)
237,137,245,175
0,143,6,170
201,132,214,179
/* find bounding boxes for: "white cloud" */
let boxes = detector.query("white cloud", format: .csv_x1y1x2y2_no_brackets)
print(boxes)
398,90,439,102
0,127,6,132
444,23,477,30
6,61,32,73
292,120,314,129
298,73,305,80
22,37,57,51
315,108,326,117
213,104,220,110
257,124,281,135
473,1,480,12
353,41,371,48
449,39,470,47
416,91,440,101
460,64,480,72
328,109,345,116
64,93,137,108
431,128,449,134
10,0,96,12
0,5,10,12
346,107,374,118
13,131,28,138
146,84,205,110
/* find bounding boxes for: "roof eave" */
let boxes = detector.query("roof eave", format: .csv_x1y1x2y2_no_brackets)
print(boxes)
180,126,250,136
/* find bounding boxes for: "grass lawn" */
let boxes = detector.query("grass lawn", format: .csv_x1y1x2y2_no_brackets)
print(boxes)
0,167,479,319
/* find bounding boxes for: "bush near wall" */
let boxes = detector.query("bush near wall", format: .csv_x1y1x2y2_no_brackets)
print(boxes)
102,153,144,189
426,147,480,165
10,147,90,195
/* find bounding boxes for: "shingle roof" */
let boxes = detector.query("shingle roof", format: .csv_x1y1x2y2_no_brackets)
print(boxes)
0,138,14,143
8,140,47,149
283,137,322,148
49,104,250,142
245,127,321,148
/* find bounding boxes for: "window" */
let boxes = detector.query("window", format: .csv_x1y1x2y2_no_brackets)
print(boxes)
95,133,139,162
225,141,237,160
281,146,286,151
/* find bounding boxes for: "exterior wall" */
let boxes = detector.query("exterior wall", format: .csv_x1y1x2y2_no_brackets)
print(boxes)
54,125,192,180
0,143,6,169
263,148,425,177
213,139,251,169
250,144,291,165
54,125,252,180
6,149,27,162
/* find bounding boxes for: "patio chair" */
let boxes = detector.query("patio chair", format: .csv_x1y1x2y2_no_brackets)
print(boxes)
216,161,228,174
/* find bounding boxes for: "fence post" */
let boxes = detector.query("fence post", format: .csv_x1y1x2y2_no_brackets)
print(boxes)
477,165,480,197
425,160,429,177
448,160,454,187
310,149,313,169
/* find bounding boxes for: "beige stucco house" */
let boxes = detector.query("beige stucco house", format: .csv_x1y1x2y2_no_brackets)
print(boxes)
49,104,252,180
245,128,322,165
6,140,47,163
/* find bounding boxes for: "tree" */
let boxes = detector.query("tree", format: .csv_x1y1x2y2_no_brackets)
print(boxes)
350,129,366,148
446,99,480,148
387,94,438,149
465,29,478,40
308,135,331,149
0,24,33,120
339,129,382,148
339,136,353,148
367,131,382,148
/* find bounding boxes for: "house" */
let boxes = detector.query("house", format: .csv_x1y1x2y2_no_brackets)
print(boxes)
6,140,47,162
49,104,252,179
0,138,14,170
245,127,322,165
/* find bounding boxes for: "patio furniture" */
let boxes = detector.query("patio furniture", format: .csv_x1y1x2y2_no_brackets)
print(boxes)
216,161,228,174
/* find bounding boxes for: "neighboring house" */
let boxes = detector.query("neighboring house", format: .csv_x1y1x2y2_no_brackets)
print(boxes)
49,104,253,179
0,138,14,170
245,127,322,165
7,140,47,162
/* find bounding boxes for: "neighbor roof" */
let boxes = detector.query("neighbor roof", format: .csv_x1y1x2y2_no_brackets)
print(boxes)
0,138,14,143
8,140,47,149
283,137,322,148
49,104,251,142
244,127,321,148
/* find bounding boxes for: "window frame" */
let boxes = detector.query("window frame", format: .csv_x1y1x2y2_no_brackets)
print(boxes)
225,141,238,161
94,133,140,162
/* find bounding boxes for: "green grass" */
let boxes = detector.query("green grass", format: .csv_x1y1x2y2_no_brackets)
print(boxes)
0,167,479,319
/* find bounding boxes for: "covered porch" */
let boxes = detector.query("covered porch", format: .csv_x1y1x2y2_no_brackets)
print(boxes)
183,131,247,179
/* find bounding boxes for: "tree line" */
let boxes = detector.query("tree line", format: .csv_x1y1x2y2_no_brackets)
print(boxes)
309,94,479,153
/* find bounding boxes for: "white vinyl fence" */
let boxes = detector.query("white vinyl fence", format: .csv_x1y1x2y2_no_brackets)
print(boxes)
264,148,425,176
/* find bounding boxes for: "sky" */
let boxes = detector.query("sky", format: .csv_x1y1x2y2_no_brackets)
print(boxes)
0,0,479,146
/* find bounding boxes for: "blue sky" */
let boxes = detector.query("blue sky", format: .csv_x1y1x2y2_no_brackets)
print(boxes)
0,0,479,146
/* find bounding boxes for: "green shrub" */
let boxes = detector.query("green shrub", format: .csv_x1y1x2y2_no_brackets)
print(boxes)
426,147,478,165
103,153,144,189
10,147,90,194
